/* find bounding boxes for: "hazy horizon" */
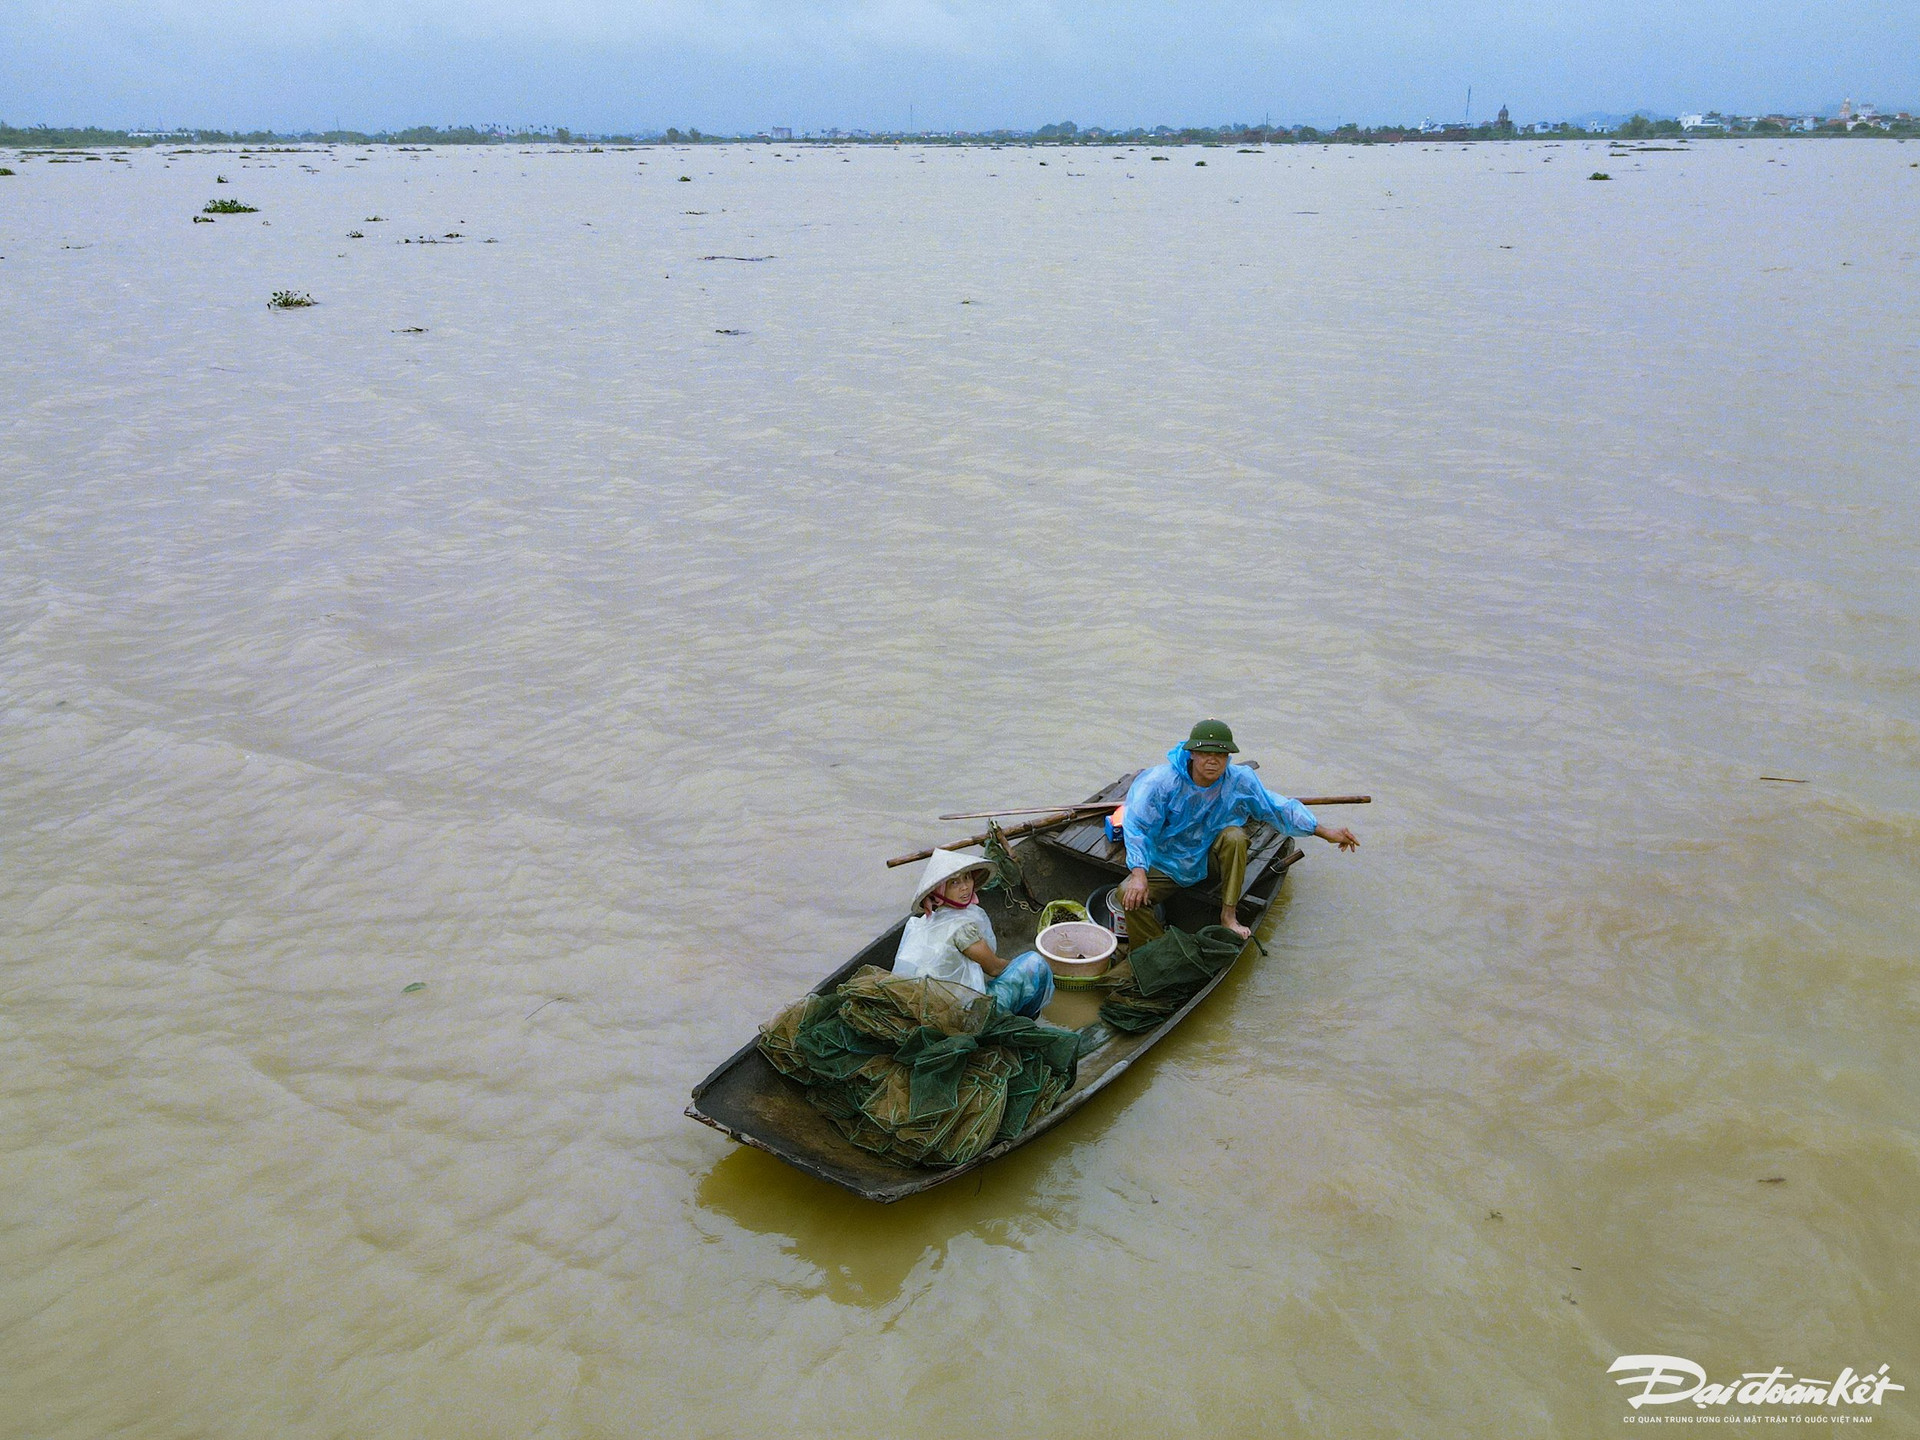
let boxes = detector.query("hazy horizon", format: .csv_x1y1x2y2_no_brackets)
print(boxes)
5,0,1915,136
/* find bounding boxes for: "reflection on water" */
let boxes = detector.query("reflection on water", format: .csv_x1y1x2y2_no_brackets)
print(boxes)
696,1147,983,1308
2,137,1917,1438
692,950,1208,1310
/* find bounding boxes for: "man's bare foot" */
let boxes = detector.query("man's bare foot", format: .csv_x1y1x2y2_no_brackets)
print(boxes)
1220,911,1252,940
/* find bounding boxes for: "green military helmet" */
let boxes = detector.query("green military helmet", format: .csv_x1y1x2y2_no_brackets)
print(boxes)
1186,718,1239,754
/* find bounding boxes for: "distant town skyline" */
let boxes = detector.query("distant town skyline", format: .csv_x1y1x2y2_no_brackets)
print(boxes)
5,0,1913,135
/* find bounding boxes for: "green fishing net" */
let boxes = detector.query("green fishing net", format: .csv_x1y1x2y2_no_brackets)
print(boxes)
836,965,993,1045
757,967,1091,1169
859,1046,1019,1165
981,820,1039,910
1097,924,1246,1033
757,992,837,1081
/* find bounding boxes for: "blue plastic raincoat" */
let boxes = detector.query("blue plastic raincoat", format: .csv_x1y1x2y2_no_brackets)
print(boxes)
1121,743,1319,887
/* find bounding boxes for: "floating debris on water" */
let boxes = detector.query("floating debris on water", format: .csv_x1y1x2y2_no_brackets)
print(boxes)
715,328,745,335
699,254,774,262
268,290,315,309
203,198,257,213
395,326,426,333
401,981,427,994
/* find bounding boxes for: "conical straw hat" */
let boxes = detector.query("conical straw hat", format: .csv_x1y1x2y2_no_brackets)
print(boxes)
911,848,996,909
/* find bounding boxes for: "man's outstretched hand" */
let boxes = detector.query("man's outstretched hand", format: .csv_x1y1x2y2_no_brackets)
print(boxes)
1318,825,1360,852
1119,868,1150,910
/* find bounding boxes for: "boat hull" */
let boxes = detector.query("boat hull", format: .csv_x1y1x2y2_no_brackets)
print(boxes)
686,804,1297,1201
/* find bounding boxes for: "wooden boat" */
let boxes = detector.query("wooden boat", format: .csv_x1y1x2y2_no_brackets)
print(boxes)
685,771,1303,1202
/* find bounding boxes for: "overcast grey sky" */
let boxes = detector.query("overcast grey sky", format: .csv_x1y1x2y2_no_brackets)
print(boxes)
5,1,1913,132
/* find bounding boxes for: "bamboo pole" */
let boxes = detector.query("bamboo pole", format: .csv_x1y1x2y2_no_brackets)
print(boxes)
885,808,1087,869
938,794,1371,821
888,796,1372,868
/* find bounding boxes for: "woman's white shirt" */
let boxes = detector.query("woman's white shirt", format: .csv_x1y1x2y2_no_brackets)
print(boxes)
892,904,996,994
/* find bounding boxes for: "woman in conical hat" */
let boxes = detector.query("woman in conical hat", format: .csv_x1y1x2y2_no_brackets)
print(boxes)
893,849,1055,1018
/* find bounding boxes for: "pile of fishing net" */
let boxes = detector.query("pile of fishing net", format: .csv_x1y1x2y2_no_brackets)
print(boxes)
758,966,1091,1168
1097,924,1247,1033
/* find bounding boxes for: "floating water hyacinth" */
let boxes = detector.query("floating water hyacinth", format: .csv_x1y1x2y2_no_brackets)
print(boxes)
203,198,257,213
268,290,315,309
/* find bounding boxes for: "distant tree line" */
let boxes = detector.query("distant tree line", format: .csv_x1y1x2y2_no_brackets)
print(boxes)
3,115,1914,150
0,122,639,148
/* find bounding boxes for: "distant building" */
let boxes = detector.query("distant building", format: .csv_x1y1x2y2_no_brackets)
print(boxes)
771,127,792,140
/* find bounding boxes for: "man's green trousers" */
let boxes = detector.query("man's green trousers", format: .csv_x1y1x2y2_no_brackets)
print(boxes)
1120,825,1247,945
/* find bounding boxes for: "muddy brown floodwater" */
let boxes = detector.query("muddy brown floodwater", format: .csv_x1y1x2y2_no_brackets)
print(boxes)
2,138,1916,1438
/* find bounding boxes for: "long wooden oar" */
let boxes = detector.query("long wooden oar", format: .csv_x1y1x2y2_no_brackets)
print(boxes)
938,794,1371,821
888,793,1373,868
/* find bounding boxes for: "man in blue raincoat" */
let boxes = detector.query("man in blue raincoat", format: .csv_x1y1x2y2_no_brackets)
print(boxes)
1119,719,1359,942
